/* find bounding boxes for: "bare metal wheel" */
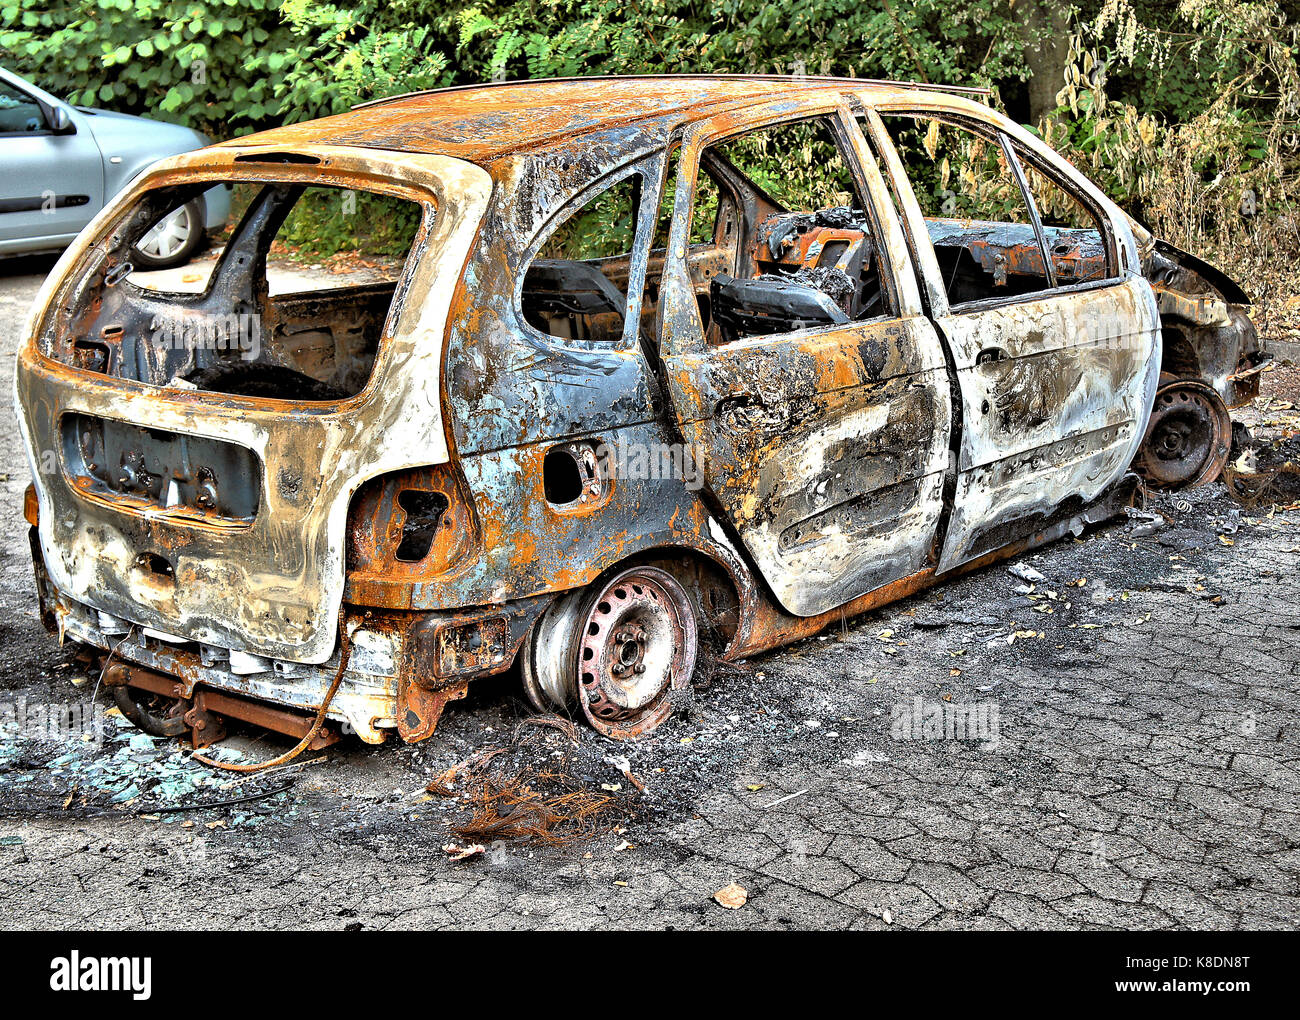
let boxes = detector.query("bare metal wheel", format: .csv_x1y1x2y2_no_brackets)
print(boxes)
521,589,587,713
1134,379,1232,490
521,566,697,739
133,198,205,269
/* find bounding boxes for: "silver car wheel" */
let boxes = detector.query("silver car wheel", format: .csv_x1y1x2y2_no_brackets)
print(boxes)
137,204,195,260
520,588,587,712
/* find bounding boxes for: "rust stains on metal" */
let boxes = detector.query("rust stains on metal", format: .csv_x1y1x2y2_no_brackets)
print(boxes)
104,660,341,749
13,75,1265,749
397,679,468,743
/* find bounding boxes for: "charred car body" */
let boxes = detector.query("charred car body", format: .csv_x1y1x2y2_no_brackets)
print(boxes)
15,76,1265,746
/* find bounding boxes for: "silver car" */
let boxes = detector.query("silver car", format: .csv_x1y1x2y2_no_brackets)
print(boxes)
0,66,230,266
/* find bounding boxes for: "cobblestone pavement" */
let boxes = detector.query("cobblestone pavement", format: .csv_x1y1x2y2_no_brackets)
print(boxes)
1,257,1297,930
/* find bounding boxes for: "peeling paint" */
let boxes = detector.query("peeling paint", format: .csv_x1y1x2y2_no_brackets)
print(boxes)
13,76,1263,745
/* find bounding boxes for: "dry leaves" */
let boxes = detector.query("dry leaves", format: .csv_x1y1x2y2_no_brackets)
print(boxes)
713,883,748,909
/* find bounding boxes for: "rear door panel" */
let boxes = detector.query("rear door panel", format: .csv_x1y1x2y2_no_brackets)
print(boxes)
664,316,951,614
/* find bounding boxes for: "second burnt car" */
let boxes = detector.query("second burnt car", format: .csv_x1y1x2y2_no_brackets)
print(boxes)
15,76,1265,747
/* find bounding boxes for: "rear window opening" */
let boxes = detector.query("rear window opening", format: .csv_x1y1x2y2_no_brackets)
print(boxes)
520,173,640,343
43,180,426,402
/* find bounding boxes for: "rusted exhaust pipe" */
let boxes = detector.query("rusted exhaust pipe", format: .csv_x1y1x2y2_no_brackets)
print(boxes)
103,660,338,750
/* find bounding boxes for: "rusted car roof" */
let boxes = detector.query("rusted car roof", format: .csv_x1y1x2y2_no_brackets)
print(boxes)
221,75,989,162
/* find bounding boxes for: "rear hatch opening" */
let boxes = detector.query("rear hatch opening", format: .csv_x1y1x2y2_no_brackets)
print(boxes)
40,179,425,402
12,147,497,668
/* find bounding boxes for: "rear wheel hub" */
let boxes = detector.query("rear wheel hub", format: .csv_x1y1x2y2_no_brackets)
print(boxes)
579,580,681,719
521,565,697,739
1135,379,1232,490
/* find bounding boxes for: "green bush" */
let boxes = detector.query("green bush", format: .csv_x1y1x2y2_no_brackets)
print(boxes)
3,1,1294,268
275,188,423,262
1,0,292,138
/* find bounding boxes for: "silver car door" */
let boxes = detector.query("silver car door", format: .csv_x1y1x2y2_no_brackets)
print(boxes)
0,77,103,249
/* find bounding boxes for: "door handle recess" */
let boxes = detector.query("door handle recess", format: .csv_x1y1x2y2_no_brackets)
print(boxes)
976,347,1009,365
715,393,767,429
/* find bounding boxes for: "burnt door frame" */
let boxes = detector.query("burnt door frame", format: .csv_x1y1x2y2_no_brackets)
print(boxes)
656,98,954,616
859,100,1161,571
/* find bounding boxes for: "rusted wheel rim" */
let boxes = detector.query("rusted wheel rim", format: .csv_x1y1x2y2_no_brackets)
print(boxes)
575,567,696,739
1135,380,1231,490
520,591,586,712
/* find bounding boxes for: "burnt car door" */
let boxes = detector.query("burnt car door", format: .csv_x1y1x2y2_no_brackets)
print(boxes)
654,102,952,616
861,103,1160,571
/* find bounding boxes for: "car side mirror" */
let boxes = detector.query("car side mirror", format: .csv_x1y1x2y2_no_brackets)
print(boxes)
45,103,75,135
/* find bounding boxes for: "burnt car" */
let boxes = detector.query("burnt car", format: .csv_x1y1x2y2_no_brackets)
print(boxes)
14,76,1266,748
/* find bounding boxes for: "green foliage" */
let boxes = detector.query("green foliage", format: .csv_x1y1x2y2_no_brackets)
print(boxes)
273,0,451,121
883,115,1031,222
422,0,1070,112
275,187,422,261
539,175,638,262
432,0,1055,91
0,1,1072,136
713,118,857,213
0,0,292,137
1045,0,1299,267
2,0,1294,266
